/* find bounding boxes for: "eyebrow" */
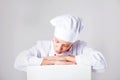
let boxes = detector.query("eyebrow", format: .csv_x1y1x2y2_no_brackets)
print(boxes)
62,43,71,46
55,38,71,45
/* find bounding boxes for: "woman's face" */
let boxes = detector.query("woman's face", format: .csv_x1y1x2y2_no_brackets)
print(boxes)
53,37,72,54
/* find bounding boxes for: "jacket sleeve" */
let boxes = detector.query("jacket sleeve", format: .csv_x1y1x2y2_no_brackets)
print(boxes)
14,45,43,72
75,47,107,73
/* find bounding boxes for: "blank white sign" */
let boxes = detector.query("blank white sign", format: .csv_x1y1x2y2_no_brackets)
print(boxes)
27,65,91,80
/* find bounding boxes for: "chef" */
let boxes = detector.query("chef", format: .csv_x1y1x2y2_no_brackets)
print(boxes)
14,14,106,72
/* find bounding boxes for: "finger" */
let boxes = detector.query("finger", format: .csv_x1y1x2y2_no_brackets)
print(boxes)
54,61,66,65
45,56,66,61
44,56,56,60
55,61,76,65
63,62,76,65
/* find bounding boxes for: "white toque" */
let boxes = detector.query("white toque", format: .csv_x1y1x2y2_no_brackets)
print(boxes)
50,14,84,42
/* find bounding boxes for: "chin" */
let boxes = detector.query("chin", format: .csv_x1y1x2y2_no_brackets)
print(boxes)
54,48,61,53
55,51,62,54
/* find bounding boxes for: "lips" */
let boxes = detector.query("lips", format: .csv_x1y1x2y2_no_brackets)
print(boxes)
55,51,62,54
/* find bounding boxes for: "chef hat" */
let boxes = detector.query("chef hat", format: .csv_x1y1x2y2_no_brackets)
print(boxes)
50,14,84,42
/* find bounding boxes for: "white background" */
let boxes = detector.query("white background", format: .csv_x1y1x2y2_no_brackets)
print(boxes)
0,0,120,80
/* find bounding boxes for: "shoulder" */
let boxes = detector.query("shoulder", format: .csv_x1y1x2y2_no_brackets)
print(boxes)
73,40,87,48
36,40,52,45
35,40,52,50
74,40,98,52
73,40,102,54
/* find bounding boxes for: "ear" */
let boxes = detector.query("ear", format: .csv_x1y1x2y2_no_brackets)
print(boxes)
53,37,56,42
53,37,55,40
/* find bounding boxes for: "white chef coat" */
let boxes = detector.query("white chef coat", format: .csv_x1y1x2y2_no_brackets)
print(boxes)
14,40,106,72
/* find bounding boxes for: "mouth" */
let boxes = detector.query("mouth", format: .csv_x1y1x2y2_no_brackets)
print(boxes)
55,51,62,54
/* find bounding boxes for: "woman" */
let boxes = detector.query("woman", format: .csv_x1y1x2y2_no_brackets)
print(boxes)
14,14,106,72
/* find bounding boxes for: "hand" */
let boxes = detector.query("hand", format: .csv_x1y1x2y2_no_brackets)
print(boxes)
41,55,76,65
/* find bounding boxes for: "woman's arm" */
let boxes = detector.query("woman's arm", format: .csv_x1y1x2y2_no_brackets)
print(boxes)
75,47,107,73
41,55,76,65
14,46,43,72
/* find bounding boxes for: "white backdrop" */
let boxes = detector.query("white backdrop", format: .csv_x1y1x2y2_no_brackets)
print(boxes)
0,0,120,80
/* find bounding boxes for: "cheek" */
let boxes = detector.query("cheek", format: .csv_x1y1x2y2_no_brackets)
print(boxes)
64,46,71,51
62,47,68,50
54,43,58,49
62,47,70,52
